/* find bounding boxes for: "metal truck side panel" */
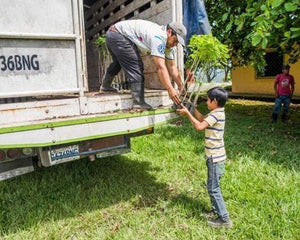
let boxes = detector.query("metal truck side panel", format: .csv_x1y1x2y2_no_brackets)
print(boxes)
0,40,78,96
0,91,172,126
0,111,179,148
0,0,74,35
0,0,85,98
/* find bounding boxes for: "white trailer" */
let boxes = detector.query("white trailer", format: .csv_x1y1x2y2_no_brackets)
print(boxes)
0,0,184,180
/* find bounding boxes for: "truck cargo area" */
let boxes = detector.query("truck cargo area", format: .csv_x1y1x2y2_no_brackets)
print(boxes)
83,0,184,97
0,0,184,108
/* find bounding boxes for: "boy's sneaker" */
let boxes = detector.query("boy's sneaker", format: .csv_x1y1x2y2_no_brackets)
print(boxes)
208,217,233,228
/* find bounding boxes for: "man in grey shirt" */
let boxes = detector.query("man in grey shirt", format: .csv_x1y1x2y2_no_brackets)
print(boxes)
100,19,186,110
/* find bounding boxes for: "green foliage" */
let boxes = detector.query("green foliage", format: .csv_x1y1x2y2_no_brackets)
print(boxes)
186,34,230,83
95,35,109,56
244,0,300,63
204,0,300,71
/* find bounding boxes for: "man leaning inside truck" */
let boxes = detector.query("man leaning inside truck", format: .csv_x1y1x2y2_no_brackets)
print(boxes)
100,19,187,110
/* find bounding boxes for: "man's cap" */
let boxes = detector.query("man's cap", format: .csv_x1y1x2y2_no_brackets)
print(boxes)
168,22,187,46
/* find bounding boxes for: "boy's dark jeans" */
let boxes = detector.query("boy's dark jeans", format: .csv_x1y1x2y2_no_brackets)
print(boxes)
206,158,229,222
273,95,290,115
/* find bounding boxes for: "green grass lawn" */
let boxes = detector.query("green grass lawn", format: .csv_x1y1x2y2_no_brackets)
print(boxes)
0,99,299,240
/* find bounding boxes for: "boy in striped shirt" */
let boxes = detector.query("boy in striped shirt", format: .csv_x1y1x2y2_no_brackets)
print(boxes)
177,87,232,228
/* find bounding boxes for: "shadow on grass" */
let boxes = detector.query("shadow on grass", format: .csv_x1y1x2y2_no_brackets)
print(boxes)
0,155,169,236
168,194,208,220
160,100,300,171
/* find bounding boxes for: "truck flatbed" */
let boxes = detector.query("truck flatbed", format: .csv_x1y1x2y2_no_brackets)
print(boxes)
0,90,178,148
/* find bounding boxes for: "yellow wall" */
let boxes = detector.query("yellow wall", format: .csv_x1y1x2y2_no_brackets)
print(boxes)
232,60,300,96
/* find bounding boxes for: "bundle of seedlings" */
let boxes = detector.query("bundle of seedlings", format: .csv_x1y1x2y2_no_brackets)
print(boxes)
179,34,229,113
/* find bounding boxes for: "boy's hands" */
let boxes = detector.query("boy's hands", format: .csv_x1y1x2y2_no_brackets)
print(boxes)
176,103,189,116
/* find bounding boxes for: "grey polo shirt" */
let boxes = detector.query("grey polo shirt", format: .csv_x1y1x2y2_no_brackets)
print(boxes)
115,19,175,60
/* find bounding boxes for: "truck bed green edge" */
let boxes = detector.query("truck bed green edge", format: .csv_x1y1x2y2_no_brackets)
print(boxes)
0,108,180,148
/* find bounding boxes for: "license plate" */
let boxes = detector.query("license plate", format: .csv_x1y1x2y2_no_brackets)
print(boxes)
50,145,80,163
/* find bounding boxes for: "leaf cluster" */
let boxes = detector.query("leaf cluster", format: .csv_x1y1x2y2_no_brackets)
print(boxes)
204,0,300,72
186,34,230,75
95,35,109,56
246,0,300,62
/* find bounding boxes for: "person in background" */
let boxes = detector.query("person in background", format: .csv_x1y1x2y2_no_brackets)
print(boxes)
272,64,295,123
100,19,186,110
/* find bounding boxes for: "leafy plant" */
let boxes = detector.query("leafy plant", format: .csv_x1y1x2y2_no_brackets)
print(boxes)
245,0,300,64
204,0,300,72
95,35,109,56
186,34,230,83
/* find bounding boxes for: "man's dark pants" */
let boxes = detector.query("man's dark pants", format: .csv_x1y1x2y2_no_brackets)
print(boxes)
105,31,144,84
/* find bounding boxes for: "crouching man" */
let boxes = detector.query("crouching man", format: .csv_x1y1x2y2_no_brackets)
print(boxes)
100,19,186,109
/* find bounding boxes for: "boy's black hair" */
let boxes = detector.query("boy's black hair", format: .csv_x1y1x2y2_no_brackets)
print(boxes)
282,64,290,70
207,87,228,107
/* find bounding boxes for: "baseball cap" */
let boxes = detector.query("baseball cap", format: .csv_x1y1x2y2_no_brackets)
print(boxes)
168,22,187,46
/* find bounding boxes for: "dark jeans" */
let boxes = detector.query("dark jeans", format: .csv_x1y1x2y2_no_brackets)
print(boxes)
273,95,291,115
105,31,144,83
206,158,229,221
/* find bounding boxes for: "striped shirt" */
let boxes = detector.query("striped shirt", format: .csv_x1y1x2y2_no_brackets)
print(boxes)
204,108,226,162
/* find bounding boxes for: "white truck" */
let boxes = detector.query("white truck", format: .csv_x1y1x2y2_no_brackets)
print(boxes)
0,0,184,180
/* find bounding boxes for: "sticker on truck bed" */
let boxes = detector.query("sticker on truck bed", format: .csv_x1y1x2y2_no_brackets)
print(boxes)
50,145,80,163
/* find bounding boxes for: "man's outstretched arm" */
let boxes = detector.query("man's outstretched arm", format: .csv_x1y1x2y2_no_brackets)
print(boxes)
165,59,184,92
152,56,181,105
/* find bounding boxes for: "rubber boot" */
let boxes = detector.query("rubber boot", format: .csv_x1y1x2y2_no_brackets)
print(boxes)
100,73,118,92
281,113,287,123
131,81,152,110
272,113,278,123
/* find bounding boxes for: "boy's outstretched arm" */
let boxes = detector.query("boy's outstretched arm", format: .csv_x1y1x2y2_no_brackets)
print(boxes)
177,104,209,131
194,109,205,122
